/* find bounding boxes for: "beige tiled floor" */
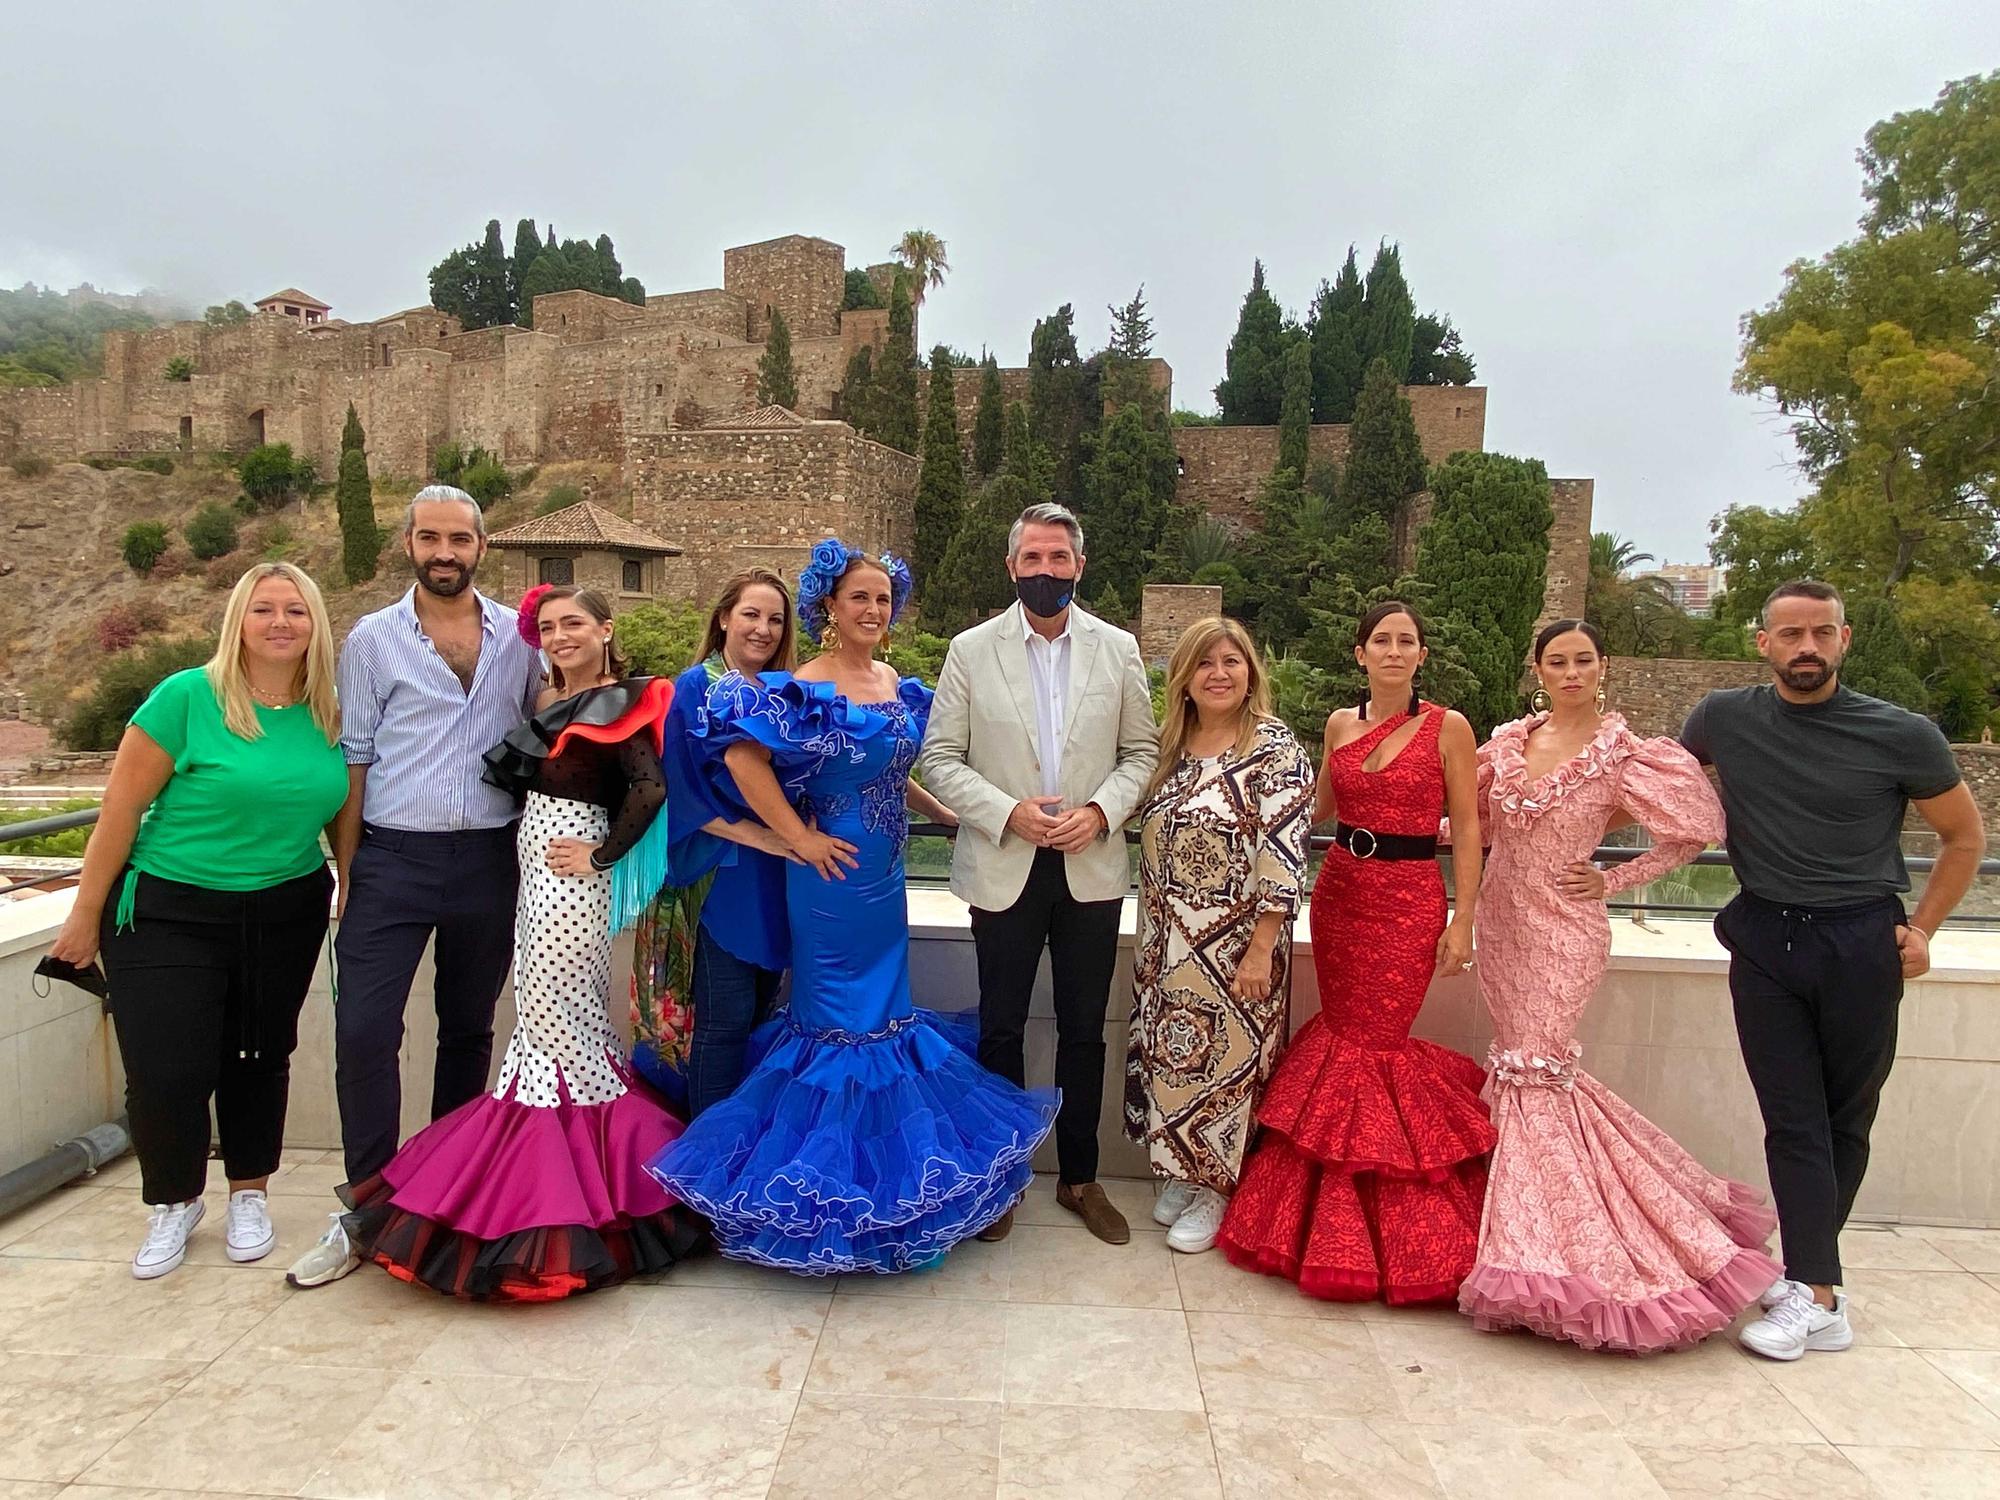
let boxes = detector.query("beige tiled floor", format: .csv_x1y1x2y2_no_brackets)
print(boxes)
3,1158,1999,1499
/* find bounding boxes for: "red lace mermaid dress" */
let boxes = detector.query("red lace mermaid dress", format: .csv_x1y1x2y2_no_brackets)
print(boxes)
1218,706,1496,1303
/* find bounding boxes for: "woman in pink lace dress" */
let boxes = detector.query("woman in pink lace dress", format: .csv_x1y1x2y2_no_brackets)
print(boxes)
1459,620,1780,1353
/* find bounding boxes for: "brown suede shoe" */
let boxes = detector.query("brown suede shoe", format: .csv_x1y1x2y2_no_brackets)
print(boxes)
975,1207,1014,1243
1056,1182,1131,1245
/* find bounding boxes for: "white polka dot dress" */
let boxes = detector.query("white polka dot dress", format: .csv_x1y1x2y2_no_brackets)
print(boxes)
493,792,630,1108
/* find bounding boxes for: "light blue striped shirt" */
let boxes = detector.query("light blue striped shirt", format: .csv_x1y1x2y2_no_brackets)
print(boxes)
338,587,544,831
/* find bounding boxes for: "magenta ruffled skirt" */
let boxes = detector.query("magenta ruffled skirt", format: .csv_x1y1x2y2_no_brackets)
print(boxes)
347,1072,703,1302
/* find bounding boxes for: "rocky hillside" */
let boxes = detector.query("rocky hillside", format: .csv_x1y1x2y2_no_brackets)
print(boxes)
0,457,614,729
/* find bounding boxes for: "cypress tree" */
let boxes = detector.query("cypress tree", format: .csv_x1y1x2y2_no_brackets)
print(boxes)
972,355,1005,476
913,345,967,589
838,345,874,427
867,275,921,453
1341,357,1427,527
928,473,1040,632
1026,303,1089,498
1277,339,1313,479
1214,260,1289,425
1308,247,1365,421
472,220,511,330
1359,243,1417,383
336,405,379,585
756,308,800,409
594,234,623,298
508,219,541,323
1412,451,1555,735
1079,403,1173,604
516,246,572,329
1003,400,1053,500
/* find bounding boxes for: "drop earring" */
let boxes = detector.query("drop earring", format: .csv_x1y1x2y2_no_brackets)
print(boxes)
1596,681,1608,714
1531,684,1553,714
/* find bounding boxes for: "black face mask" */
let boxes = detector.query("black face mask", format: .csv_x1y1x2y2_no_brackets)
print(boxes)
1014,572,1076,618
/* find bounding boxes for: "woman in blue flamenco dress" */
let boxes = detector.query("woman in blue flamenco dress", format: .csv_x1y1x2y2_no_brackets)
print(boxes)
646,540,1059,1274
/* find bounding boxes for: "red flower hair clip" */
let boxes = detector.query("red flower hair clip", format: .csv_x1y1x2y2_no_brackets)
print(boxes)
516,583,554,647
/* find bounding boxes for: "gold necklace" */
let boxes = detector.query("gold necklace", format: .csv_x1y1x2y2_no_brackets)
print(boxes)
249,682,296,708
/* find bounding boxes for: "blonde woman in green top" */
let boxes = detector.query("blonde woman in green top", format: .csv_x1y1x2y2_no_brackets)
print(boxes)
50,562,348,1280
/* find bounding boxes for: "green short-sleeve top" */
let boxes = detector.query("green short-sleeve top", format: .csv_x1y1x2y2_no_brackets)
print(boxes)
127,668,348,890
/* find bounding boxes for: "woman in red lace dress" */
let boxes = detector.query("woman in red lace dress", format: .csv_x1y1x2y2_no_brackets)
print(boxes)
1218,602,1495,1303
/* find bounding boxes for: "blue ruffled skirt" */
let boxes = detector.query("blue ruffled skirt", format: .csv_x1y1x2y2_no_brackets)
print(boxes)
644,1009,1058,1274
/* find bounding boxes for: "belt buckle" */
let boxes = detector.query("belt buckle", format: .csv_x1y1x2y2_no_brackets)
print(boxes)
1347,826,1378,860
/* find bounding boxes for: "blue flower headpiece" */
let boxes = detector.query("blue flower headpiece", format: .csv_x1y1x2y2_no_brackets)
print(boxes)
795,537,913,644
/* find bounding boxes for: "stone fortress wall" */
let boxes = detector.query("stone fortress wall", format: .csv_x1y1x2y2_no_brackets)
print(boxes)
0,229,1593,605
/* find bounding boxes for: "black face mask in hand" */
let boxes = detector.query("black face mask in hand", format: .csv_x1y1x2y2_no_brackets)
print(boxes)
1014,572,1076,619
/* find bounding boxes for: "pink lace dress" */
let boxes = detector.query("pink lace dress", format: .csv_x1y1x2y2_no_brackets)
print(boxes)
1459,713,1779,1353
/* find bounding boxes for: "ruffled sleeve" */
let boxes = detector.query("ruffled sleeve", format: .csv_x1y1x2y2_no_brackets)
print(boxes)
1602,731,1726,897
687,670,924,803
1250,722,1313,917
662,662,735,886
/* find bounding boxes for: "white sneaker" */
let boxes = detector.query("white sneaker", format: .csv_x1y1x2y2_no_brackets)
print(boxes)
1166,1188,1229,1254
225,1189,276,1263
1153,1181,1199,1228
1759,1276,1795,1311
1740,1282,1853,1360
285,1211,361,1289
132,1199,205,1280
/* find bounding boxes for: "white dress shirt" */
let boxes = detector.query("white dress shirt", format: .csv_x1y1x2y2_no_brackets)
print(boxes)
1022,614,1073,799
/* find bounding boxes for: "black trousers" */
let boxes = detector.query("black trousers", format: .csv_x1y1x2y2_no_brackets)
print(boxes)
333,823,518,1184
971,847,1122,1185
1716,890,1905,1287
99,866,333,1205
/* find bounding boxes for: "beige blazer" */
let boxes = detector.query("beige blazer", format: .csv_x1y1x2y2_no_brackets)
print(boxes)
917,602,1160,911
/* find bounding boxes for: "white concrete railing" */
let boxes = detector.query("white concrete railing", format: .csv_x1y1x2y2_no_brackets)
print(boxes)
4,884,1997,1227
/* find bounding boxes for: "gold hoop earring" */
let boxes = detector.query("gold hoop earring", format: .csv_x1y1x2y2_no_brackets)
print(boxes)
822,622,841,653
1530,685,1552,714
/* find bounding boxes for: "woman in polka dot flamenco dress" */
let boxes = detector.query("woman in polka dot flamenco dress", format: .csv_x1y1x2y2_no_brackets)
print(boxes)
343,584,702,1300
646,540,1058,1274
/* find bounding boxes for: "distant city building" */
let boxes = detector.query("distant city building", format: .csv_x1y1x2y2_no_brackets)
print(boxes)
1639,562,1725,617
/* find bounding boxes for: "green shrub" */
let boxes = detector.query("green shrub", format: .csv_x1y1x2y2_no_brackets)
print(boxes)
232,493,259,517
0,800,100,857
132,454,174,475
460,454,513,504
431,441,465,484
62,636,216,750
261,517,299,563
537,483,584,516
883,630,950,686
185,502,241,560
615,601,706,677
8,453,50,478
121,520,171,574
163,356,193,382
239,443,303,509
148,546,188,581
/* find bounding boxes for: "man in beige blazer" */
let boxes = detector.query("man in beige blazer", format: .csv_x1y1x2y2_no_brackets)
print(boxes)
918,502,1159,1244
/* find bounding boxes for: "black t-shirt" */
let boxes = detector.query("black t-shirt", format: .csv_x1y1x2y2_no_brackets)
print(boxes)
1681,684,1961,906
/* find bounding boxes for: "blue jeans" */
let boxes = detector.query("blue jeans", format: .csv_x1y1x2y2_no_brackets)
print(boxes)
685,921,784,1118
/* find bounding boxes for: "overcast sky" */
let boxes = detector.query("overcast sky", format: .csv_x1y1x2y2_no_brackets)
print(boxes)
5,3,1996,564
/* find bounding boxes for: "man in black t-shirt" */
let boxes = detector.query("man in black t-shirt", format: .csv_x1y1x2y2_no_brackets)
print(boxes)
1683,579,1985,1361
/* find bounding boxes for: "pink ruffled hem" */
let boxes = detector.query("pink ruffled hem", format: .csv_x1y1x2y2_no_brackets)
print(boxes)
1458,1241,1782,1354
381,1077,685,1241
1718,1180,1779,1250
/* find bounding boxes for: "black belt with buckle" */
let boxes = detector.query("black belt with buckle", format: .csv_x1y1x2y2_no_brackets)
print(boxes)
1332,822,1439,861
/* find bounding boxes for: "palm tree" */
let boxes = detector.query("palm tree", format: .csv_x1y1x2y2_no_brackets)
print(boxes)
892,230,950,306
1589,531,1655,578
